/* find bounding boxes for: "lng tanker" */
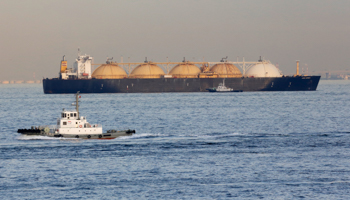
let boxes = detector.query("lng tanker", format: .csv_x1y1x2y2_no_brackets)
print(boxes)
43,53,320,94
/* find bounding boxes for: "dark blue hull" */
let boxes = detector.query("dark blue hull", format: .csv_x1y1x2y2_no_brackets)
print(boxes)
43,76,321,94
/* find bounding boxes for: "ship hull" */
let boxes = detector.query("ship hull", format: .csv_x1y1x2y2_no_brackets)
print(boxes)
43,76,321,94
18,128,135,139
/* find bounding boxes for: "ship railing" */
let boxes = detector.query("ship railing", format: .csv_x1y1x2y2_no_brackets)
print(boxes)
49,125,58,129
35,125,58,133
84,124,102,128
35,125,57,130
93,124,102,128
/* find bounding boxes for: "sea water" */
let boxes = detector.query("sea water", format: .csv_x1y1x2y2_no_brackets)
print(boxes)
1,81,350,199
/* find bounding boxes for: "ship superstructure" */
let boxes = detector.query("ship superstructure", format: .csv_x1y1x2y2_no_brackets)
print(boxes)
60,53,93,80
56,93,102,137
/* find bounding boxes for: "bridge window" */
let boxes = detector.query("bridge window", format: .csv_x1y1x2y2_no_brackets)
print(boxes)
63,122,67,125
70,113,73,117
74,113,77,117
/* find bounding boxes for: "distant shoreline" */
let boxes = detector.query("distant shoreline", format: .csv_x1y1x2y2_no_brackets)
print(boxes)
1,80,41,84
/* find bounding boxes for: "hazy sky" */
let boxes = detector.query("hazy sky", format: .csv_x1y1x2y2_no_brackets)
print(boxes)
0,0,349,80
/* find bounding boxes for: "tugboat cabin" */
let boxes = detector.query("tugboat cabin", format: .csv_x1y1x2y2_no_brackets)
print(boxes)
57,109,102,135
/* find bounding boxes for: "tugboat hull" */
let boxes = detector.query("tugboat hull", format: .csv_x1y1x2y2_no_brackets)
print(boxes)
206,88,243,92
18,128,135,139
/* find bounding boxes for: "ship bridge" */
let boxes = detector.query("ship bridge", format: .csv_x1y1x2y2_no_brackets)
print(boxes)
61,111,78,120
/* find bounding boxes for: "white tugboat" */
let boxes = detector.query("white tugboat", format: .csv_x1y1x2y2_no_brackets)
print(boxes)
18,92,135,139
206,79,242,92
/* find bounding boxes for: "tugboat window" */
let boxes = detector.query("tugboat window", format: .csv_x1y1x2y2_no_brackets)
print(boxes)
74,113,77,117
70,113,73,117
62,113,64,118
63,122,67,125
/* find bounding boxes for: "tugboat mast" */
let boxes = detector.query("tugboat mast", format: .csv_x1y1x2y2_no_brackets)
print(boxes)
75,91,80,119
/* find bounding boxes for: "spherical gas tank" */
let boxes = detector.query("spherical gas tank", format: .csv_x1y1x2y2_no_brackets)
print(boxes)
245,63,282,77
210,63,242,78
92,64,127,79
129,63,165,78
169,63,201,78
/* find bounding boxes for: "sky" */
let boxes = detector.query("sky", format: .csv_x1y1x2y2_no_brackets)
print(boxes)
0,0,349,80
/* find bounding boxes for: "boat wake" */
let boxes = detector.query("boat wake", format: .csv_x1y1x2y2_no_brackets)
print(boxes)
177,132,247,138
115,133,161,140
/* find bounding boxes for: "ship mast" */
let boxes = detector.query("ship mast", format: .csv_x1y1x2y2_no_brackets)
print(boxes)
75,91,80,119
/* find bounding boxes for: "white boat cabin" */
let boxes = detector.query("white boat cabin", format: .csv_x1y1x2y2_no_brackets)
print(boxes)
56,109,102,135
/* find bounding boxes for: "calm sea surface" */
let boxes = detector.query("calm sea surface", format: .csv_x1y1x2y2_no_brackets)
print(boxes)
1,80,350,199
